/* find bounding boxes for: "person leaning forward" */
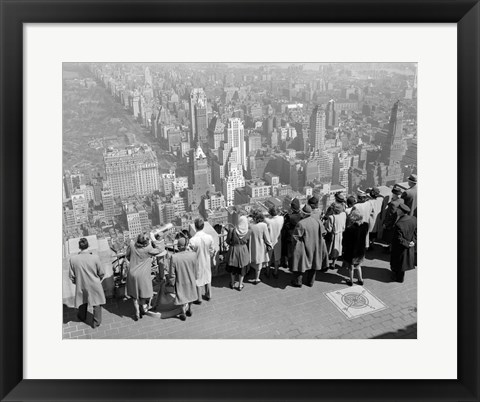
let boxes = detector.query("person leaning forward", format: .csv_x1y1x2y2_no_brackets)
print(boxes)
290,205,327,288
69,237,106,328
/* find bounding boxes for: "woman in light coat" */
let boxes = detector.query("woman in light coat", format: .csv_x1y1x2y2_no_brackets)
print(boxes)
265,206,284,278
126,232,160,321
324,203,347,269
248,209,272,284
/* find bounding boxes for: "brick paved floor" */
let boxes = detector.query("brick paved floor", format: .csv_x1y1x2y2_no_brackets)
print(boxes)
63,246,417,339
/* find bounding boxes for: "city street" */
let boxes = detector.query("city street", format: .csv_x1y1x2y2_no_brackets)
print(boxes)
63,246,417,339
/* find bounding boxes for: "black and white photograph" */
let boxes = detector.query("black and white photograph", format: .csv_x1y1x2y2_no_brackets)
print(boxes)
62,62,418,340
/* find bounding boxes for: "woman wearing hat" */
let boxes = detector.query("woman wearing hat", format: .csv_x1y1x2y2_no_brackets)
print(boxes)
324,202,347,269
126,232,161,321
225,215,251,291
281,198,302,269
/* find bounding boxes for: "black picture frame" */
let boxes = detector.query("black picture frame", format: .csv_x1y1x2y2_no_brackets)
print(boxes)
1,0,479,401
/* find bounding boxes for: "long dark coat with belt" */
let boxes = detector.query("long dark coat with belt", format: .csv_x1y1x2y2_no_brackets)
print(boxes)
69,250,106,308
291,215,327,273
390,215,417,272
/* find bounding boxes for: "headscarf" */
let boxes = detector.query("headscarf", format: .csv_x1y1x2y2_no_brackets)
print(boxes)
235,215,249,238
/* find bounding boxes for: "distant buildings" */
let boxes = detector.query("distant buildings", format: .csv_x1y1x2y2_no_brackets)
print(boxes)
190,88,208,144
309,105,326,151
104,145,160,198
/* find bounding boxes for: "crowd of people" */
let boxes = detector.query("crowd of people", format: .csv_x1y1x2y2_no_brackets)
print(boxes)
68,174,417,329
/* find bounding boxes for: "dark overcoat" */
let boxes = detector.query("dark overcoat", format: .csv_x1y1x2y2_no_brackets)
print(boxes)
69,250,106,308
167,250,199,306
291,215,327,273
390,215,417,272
383,198,404,243
282,211,302,262
401,185,417,217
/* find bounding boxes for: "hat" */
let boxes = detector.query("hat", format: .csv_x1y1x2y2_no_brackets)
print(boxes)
177,237,187,248
291,198,300,212
370,187,380,197
392,187,402,195
334,193,346,203
302,205,312,215
308,196,319,208
398,203,411,213
408,174,417,183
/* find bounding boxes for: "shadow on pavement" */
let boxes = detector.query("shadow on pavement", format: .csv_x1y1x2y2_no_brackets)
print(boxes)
335,265,393,284
315,270,348,285
63,304,81,325
371,323,417,339
103,297,136,321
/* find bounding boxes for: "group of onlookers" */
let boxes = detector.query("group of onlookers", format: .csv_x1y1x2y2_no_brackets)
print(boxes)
68,175,417,328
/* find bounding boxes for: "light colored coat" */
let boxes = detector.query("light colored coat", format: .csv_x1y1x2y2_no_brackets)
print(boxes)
167,250,199,305
352,201,374,247
265,215,284,261
249,222,272,265
324,212,347,258
69,250,106,308
292,215,327,272
189,229,215,286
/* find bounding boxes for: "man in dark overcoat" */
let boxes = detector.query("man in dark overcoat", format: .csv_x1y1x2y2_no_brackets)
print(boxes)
308,196,329,270
69,238,106,328
281,198,302,269
390,203,417,283
383,187,405,245
166,237,199,320
290,205,326,288
402,174,417,217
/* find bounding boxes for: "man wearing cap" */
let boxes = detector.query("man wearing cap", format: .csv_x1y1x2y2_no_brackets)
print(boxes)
402,174,417,217
282,198,303,269
383,187,405,246
69,238,106,328
165,237,199,320
390,203,417,283
290,205,327,287
189,217,215,303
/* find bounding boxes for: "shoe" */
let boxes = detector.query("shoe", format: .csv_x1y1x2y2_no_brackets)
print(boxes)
133,314,139,322
204,295,211,301
186,309,192,317
179,314,187,321
290,280,302,288
237,284,244,291
193,300,202,305
346,280,353,286
229,282,234,290
358,280,364,286
320,267,329,272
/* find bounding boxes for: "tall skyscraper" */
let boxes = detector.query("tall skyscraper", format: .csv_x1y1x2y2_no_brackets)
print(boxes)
309,105,326,151
325,99,338,128
225,118,246,171
187,145,215,208
71,193,88,225
101,188,115,221
104,145,160,198
381,101,406,164
190,88,208,144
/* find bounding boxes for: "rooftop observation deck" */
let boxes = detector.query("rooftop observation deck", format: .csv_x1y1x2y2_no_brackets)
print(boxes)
63,243,417,340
